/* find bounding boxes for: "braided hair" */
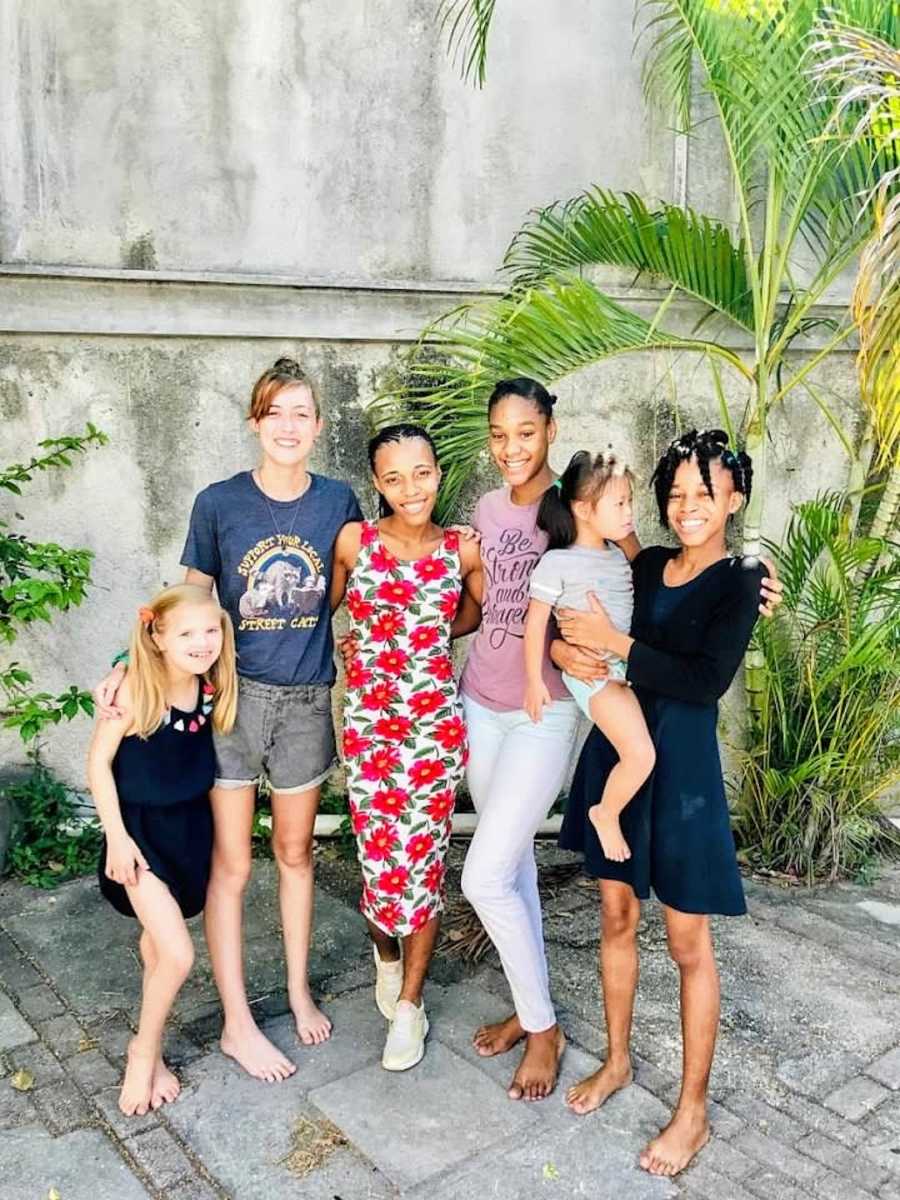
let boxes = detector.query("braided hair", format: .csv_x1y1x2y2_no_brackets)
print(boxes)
650,429,753,527
368,423,439,518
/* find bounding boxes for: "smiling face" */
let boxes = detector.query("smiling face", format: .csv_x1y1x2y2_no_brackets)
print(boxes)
250,382,322,468
573,473,634,543
372,436,441,527
152,600,224,676
488,393,556,487
666,457,743,547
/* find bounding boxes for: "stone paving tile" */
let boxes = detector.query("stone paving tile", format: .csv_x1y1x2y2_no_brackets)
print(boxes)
0,933,42,994
8,1039,64,1084
721,1092,809,1145
427,1120,677,1200
696,1135,756,1182
812,1168,884,1200
160,1179,223,1200
0,1125,151,1200
742,1167,817,1200
679,1161,758,1200
85,1011,135,1062
167,1052,394,1200
126,1125,196,1191
93,1085,160,1138
65,1046,121,1093
770,1089,867,1150
311,1040,535,1190
16,983,65,1022
38,1011,91,1057
731,1129,823,1187
0,988,36,1050
795,1129,888,1193
777,1050,866,1099
29,1077,94,1133
867,1047,900,1091
825,1075,892,1121
0,1084,37,1130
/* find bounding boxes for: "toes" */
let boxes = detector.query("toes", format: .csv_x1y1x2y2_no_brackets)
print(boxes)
507,1082,524,1100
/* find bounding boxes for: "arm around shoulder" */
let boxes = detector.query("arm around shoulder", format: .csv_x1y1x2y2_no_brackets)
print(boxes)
330,521,363,612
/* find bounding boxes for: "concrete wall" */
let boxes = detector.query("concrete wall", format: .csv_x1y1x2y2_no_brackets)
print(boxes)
0,2,864,785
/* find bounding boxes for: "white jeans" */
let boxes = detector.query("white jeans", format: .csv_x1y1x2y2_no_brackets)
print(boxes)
461,694,581,1032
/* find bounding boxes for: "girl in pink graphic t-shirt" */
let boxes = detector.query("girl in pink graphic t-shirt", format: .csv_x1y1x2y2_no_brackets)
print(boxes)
452,377,639,1104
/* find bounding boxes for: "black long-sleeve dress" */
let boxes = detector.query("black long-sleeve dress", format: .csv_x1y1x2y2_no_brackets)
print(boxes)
559,546,764,916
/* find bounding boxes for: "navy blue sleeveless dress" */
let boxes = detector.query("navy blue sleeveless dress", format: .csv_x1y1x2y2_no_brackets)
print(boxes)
560,547,764,916
98,682,215,919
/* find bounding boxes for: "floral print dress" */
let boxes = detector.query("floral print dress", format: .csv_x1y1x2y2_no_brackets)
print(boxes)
342,521,467,937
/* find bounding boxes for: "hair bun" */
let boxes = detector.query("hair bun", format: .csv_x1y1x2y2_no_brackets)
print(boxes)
548,393,558,408
272,356,302,374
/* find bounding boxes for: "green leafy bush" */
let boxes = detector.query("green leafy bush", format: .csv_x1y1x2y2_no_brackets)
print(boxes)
5,761,103,888
736,493,900,881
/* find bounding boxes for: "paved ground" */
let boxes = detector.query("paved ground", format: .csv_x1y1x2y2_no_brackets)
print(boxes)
1,845,899,1199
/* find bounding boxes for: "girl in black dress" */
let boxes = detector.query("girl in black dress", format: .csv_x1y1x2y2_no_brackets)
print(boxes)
553,430,763,1178
88,584,237,1117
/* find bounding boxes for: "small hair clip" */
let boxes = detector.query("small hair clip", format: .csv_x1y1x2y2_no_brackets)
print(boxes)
552,478,563,491
138,606,155,626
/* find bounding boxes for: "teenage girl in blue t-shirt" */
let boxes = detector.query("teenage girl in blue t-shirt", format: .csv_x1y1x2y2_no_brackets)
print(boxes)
96,358,362,1084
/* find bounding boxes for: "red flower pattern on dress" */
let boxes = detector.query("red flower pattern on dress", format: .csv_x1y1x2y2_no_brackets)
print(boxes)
344,522,466,937
410,905,432,931
423,861,445,894
406,832,435,863
346,589,375,622
378,865,410,895
361,747,401,782
426,789,455,823
409,625,440,652
374,648,409,676
439,589,461,621
370,610,405,642
377,900,403,931
342,728,372,758
361,680,400,712
408,690,444,718
345,659,373,690
371,787,410,818
370,546,398,573
377,578,417,606
364,825,400,862
434,715,466,752
408,758,446,788
414,556,448,584
425,654,453,683
374,715,412,742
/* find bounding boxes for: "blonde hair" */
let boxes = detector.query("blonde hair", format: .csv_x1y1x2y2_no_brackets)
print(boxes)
128,584,237,738
247,357,321,422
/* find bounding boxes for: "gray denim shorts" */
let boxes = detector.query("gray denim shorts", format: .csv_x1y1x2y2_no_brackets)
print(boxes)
213,677,337,794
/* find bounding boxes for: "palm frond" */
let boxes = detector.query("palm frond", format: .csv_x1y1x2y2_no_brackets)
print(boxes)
502,188,755,330
438,0,497,88
374,275,752,519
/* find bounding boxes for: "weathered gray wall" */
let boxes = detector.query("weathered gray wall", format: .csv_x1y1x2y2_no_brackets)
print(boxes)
0,2,863,785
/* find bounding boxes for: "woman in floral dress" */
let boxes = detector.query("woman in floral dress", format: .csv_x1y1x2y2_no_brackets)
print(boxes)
330,424,482,1071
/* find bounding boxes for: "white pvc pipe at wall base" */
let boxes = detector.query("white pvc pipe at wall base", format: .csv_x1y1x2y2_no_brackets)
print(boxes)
311,812,564,839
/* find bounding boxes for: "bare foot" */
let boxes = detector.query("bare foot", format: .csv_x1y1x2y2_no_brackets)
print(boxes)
472,1013,525,1058
119,1040,156,1116
291,991,332,1047
149,1058,181,1109
220,1020,296,1082
508,1026,566,1101
566,1058,633,1114
588,803,631,863
640,1106,711,1176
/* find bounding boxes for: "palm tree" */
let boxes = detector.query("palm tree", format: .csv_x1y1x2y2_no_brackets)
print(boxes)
814,18,900,548
378,0,899,709
384,0,898,543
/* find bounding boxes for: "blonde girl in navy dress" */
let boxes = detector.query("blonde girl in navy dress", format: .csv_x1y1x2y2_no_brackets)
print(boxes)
555,430,763,1179
88,584,237,1117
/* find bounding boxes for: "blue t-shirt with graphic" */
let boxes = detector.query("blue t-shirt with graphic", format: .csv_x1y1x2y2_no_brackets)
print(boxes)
181,471,362,686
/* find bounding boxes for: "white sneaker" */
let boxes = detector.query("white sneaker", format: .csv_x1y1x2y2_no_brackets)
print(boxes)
382,1000,429,1072
373,945,402,1021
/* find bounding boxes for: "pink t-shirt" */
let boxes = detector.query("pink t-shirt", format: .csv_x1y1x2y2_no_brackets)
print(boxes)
461,486,570,713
